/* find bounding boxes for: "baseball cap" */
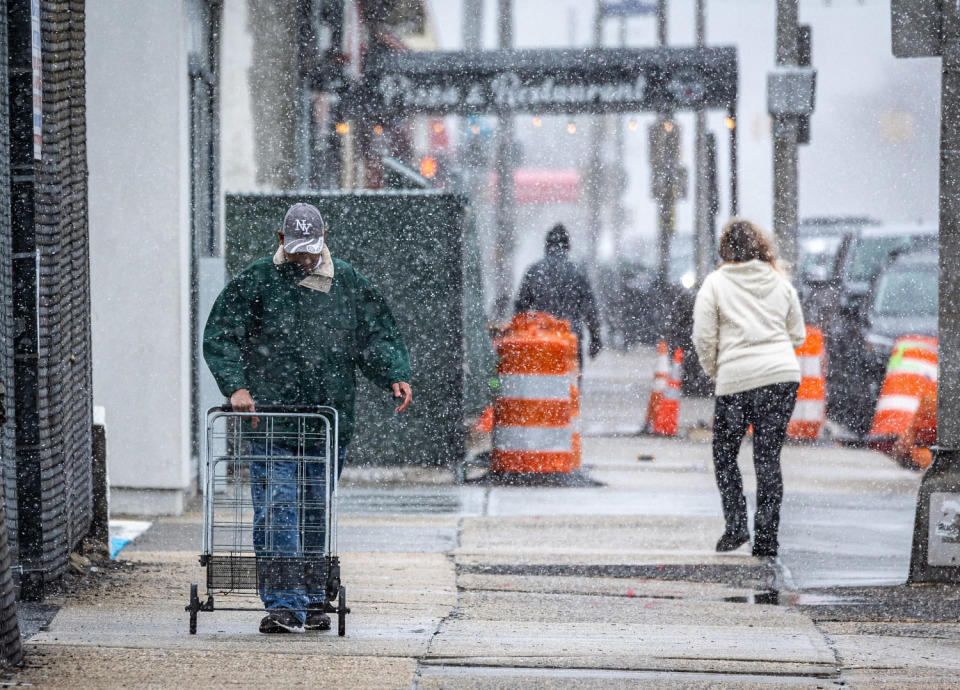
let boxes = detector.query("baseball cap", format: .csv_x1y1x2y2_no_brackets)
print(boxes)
282,203,325,254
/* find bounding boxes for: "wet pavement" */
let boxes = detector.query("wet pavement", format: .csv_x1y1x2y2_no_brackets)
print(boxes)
12,346,960,688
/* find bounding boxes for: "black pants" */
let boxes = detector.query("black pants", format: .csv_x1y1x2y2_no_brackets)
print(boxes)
712,381,798,555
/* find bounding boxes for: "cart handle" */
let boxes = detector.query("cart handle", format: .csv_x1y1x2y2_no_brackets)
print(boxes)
214,404,333,414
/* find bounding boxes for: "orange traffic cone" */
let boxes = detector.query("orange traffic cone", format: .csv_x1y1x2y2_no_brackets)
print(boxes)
651,348,682,436
787,326,826,441
644,340,670,433
472,406,494,434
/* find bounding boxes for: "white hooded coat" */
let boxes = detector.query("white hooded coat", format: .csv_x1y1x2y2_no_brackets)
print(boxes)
692,259,806,397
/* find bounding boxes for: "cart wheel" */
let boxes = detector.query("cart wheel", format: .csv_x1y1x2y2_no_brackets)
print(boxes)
188,583,199,635
337,585,347,637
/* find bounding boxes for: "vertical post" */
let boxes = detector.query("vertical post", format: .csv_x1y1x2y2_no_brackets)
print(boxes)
728,106,738,216
655,0,673,291
493,0,515,318
693,0,711,283
585,2,604,278
908,1,960,583
463,0,483,50
611,15,627,266
772,0,799,274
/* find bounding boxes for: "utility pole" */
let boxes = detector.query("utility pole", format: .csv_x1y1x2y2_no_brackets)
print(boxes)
611,15,628,267
896,0,960,583
586,4,605,279
463,0,483,49
693,0,712,283
654,0,674,290
771,0,800,274
493,0,516,318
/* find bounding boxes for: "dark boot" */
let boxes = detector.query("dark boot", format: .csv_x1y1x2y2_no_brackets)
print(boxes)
716,527,750,552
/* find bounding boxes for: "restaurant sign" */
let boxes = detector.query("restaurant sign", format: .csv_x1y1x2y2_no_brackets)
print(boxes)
355,47,737,117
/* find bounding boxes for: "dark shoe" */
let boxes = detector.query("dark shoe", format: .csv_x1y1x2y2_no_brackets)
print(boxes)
304,608,331,631
752,545,778,558
715,529,750,552
259,610,304,634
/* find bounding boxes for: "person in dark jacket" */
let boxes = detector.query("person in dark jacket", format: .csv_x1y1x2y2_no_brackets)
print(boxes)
515,224,602,369
204,202,412,634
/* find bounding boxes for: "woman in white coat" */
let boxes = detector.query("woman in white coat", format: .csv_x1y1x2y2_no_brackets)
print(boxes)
692,219,806,558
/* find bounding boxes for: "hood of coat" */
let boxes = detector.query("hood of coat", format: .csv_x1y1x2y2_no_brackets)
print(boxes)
717,259,783,299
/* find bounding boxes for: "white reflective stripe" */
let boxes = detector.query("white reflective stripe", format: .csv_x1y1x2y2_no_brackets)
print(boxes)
791,399,825,422
653,378,667,392
494,425,572,451
670,363,682,379
875,395,921,414
570,417,582,434
498,374,570,400
888,359,938,381
664,385,681,400
656,354,669,372
798,356,822,378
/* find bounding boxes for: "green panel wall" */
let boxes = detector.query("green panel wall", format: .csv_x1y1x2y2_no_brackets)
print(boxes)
224,191,471,467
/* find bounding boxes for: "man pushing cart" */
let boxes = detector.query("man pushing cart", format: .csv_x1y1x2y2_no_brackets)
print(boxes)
202,202,412,634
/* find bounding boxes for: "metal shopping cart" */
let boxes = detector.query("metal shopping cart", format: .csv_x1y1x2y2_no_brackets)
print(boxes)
187,405,349,635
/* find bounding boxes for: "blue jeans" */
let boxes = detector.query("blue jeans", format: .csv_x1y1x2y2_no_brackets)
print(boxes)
248,442,346,622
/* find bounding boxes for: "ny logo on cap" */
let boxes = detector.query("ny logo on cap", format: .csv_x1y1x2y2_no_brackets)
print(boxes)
295,219,313,235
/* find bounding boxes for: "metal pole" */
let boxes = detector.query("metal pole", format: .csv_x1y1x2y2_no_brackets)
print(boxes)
586,3,605,280
908,1,960,583
493,0,516,318
936,0,960,454
611,16,628,264
655,0,672,290
728,106,738,216
463,0,483,50
773,0,799,274
694,0,711,282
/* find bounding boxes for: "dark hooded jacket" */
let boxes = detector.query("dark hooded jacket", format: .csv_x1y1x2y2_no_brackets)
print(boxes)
514,246,601,349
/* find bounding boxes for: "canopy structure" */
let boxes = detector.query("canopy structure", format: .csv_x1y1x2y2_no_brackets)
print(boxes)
348,47,738,118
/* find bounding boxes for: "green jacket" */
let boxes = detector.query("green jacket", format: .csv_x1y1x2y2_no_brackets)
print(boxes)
203,254,411,447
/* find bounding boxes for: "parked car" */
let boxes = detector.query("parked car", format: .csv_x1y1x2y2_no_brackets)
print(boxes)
797,216,879,322
847,250,939,435
802,223,937,432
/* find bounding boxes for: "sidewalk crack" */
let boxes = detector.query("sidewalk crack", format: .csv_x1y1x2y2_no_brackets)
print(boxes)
411,516,464,690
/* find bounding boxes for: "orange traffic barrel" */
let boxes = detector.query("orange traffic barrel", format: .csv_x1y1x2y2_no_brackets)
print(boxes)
562,325,581,470
644,340,670,433
492,312,576,473
787,326,826,441
650,348,682,436
868,335,938,455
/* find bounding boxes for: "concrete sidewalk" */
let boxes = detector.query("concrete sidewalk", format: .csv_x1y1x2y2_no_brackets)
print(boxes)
12,434,959,688
11,348,960,688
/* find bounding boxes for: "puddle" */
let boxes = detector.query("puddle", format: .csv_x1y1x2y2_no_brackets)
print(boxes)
723,590,781,605
722,590,869,607
784,592,869,606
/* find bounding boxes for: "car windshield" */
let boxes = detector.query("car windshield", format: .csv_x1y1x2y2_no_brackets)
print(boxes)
873,266,938,316
799,236,842,276
847,236,917,282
